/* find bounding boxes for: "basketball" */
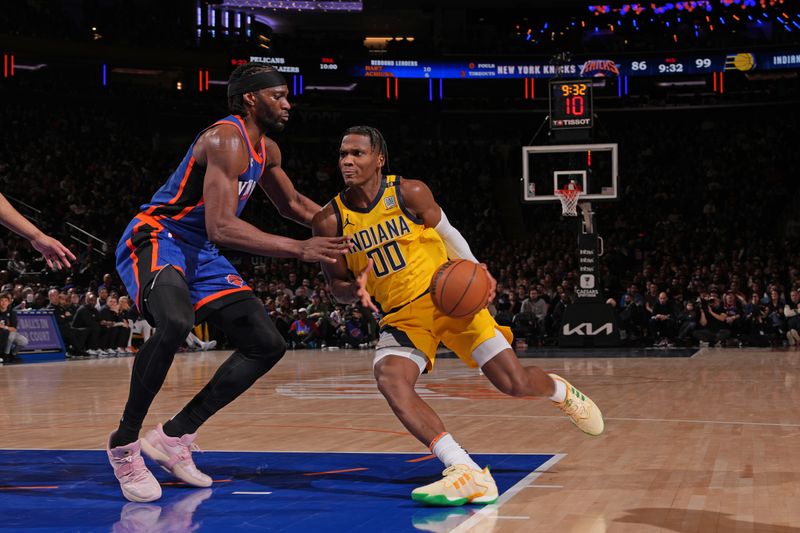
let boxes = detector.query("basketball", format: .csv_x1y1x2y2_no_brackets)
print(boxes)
429,260,491,318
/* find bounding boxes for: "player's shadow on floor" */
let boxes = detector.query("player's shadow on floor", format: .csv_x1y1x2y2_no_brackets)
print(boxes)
210,465,527,502
616,508,800,533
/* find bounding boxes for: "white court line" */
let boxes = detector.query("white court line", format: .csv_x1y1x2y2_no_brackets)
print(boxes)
233,491,272,495
450,453,566,533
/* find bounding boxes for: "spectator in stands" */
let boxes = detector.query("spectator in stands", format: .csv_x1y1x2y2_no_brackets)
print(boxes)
676,300,699,345
0,292,28,360
72,292,104,356
619,292,647,342
741,292,769,346
46,288,81,356
785,289,800,345
95,286,109,311
493,284,513,326
648,291,677,346
13,286,34,311
288,308,319,349
520,288,549,343
307,293,331,348
119,295,150,349
693,293,732,347
764,288,786,343
99,296,130,354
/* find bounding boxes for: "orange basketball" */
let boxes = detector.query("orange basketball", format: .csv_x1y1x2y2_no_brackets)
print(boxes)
429,260,491,318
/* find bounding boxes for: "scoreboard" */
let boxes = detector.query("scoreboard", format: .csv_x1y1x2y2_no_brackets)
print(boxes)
549,80,592,130
232,49,800,79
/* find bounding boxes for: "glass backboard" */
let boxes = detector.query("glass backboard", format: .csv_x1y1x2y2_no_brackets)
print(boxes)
522,143,618,203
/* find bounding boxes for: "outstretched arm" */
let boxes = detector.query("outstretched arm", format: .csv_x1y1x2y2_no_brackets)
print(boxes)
0,192,76,270
259,139,322,228
199,126,349,263
312,205,378,312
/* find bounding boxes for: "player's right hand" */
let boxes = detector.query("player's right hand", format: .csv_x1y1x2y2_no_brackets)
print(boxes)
299,235,351,264
31,234,77,270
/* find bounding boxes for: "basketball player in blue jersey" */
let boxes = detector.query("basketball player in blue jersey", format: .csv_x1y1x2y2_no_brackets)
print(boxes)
106,63,350,503
314,127,604,506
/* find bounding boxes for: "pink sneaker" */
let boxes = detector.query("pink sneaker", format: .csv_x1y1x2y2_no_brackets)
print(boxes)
140,423,212,487
106,433,162,502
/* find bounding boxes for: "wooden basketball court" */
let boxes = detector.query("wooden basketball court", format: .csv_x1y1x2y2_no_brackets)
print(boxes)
2,347,799,532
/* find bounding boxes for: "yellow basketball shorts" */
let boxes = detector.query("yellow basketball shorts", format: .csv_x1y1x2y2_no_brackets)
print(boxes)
376,293,514,372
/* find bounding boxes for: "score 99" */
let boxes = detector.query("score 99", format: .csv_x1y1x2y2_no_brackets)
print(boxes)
695,58,712,69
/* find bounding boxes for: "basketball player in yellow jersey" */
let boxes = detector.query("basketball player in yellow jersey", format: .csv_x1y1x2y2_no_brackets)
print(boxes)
312,126,604,506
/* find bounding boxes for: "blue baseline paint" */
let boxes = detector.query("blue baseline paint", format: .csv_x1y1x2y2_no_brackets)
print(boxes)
0,450,554,532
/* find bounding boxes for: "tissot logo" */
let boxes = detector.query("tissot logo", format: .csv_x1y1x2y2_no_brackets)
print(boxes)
562,323,614,336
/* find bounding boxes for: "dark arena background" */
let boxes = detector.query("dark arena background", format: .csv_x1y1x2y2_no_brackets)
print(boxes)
2,1,800,532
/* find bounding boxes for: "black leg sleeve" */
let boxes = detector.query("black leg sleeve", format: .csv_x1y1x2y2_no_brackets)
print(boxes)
112,266,195,448
163,297,286,437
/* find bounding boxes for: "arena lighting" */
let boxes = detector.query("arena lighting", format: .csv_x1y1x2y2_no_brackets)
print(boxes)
3,53,14,77
12,63,47,71
111,68,164,75
656,79,707,86
221,0,362,11
304,83,357,91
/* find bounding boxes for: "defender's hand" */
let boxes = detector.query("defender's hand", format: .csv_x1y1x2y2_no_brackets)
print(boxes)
299,236,351,264
31,234,76,270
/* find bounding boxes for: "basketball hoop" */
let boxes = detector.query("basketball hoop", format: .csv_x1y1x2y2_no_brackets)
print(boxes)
555,187,582,216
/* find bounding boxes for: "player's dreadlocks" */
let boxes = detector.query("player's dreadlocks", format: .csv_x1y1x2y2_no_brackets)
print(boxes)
342,126,390,172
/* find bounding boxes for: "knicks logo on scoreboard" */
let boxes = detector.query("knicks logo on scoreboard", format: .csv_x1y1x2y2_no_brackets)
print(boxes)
580,60,619,77
226,274,246,287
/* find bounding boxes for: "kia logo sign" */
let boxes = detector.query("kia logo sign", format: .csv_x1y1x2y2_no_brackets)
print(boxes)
562,323,614,336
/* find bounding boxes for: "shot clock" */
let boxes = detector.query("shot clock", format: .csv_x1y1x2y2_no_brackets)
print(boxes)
549,80,593,130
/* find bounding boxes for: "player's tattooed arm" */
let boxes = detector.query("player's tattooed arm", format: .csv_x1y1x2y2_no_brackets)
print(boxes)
259,139,322,228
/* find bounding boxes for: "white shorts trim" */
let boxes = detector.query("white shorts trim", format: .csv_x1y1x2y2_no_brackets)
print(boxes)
373,347,428,374
472,329,512,368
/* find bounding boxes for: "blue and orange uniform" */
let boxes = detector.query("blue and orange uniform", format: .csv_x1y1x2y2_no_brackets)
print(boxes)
116,115,263,322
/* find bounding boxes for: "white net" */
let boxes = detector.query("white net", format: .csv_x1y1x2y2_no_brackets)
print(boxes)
555,188,582,216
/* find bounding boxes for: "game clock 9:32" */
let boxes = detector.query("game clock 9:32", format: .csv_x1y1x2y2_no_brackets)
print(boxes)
549,80,593,130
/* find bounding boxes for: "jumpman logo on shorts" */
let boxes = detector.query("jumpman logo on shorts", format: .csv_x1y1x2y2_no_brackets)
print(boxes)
342,214,355,230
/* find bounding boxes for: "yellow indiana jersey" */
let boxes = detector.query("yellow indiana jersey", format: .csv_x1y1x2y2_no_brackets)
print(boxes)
331,175,448,313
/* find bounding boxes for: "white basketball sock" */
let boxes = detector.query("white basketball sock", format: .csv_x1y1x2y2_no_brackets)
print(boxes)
549,378,567,403
430,432,481,471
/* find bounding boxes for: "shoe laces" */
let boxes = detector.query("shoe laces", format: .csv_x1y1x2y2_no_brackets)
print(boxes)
440,465,473,486
175,441,202,463
560,397,588,419
117,453,151,483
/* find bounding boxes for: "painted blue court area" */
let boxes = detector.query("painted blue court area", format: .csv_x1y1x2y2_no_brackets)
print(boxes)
0,450,555,532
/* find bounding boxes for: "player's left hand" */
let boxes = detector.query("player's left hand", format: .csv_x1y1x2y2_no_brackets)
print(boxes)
478,263,496,308
31,234,77,270
355,258,379,313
